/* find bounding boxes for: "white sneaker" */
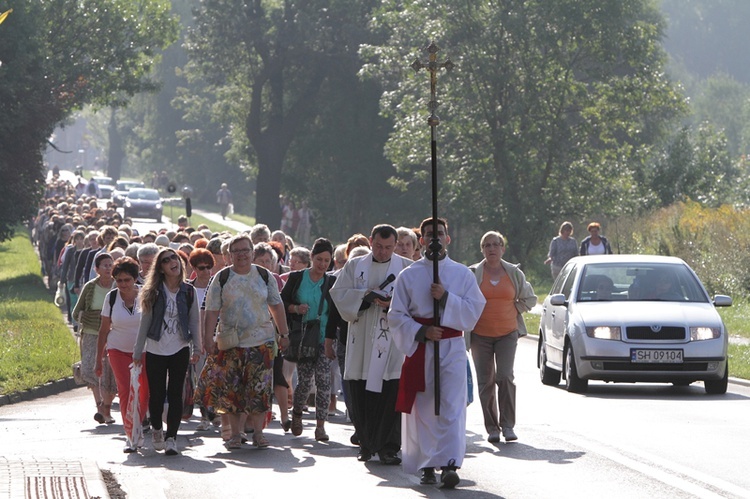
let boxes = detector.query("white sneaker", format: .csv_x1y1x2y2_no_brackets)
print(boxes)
123,438,137,453
165,437,179,456
196,419,211,431
152,428,165,451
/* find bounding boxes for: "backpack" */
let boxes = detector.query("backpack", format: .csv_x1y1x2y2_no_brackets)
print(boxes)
216,265,269,289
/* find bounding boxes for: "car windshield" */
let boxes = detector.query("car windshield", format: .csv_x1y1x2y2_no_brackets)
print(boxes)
127,189,160,201
117,181,144,190
95,177,113,186
577,262,708,303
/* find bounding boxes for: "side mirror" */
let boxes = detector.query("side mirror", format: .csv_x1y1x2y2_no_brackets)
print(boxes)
714,295,732,307
549,293,567,307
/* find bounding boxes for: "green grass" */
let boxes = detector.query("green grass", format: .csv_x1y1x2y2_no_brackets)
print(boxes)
718,299,750,338
0,232,78,395
729,344,750,380
191,200,256,228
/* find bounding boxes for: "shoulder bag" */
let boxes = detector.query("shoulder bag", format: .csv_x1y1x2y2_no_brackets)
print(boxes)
285,275,328,363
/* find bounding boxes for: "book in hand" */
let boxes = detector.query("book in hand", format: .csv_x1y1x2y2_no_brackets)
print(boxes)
363,289,390,303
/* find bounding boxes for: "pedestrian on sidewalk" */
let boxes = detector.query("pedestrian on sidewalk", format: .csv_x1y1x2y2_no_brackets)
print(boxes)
216,183,233,220
72,252,119,426
95,257,149,453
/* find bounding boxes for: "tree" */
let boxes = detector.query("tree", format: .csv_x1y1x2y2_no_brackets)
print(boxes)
0,0,177,241
186,0,380,228
362,0,686,264
651,124,735,207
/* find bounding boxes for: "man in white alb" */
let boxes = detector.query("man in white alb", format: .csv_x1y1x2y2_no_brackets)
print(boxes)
388,217,485,489
330,224,412,464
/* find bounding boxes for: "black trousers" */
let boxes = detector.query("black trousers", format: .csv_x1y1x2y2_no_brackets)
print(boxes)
146,347,190,439
348,379,401,455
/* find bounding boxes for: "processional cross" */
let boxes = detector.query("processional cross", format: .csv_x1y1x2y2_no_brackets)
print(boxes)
411,41,454,416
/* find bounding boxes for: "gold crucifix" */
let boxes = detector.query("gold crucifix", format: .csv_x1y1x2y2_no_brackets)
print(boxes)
411,41,454,127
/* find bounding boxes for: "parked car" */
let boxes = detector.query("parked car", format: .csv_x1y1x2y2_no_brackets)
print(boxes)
538,255,731,394
122,188,163,223
112,180,145,206
91,176,114,198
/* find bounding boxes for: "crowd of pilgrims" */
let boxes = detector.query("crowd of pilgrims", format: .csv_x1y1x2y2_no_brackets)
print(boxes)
32,184,536,489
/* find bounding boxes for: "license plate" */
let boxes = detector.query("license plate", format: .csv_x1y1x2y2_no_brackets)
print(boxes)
631,349,683,363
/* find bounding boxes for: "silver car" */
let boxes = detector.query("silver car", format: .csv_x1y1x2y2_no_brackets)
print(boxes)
538,255,731,394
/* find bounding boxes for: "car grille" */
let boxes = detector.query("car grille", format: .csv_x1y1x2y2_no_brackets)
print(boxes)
626,326,686,340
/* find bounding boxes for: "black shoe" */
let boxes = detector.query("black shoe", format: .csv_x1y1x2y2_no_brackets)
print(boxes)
350,432,360,446
357,448,372,462
440,459,460,489
378,451,401,465
440,470,460,489
420,467,437,485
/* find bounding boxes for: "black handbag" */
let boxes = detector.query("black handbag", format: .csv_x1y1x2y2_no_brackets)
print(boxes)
285,275,328,363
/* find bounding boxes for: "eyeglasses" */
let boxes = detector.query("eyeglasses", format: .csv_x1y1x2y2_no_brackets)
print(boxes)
482,242,504,248
195,265,212,271
160,253,179,265
230,248,252,255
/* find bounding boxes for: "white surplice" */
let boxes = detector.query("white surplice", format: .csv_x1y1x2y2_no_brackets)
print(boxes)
330,254,412,391
388,256,486,473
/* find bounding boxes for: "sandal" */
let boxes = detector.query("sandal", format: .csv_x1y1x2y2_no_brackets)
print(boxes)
224,435,243,450
252,432,270,449
94,412,105,424
314,427,329,442
102,405,115,424
291,410,303,436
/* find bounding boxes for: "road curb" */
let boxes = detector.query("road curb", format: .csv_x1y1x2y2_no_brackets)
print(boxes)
0,377,80,408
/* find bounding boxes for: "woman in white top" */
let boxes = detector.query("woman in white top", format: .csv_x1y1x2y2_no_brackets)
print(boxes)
95,257,148,453
133,248,201,456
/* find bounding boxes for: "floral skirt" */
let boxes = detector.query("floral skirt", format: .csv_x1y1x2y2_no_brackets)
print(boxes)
80,333,117,393
195,342,274,415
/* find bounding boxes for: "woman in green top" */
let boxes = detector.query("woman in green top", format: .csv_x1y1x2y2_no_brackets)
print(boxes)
72,252,118,425
281,238,341,442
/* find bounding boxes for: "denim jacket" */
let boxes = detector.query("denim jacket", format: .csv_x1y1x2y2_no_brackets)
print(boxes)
134,282,198,359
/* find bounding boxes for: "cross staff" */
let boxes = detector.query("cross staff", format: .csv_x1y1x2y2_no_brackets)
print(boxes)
411,41,453,416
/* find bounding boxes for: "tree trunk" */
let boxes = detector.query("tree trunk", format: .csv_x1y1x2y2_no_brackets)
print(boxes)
254,137,284,229
107,108,124,181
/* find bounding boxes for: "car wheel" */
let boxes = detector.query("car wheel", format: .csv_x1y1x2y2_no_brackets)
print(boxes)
564,344,588,393
704,364,728,395
155,214,161,223
539,336,561,386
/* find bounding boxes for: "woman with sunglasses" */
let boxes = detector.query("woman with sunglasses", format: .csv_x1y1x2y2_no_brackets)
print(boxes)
133,248,201,456
187,248,216,431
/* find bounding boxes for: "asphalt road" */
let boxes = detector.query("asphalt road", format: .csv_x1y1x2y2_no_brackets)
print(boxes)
2,337,749,498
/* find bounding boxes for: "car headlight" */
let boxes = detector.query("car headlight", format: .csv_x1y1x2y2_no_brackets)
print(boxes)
690,327,721,341
155,203,162,209
125,201,132,208
586,326,621,340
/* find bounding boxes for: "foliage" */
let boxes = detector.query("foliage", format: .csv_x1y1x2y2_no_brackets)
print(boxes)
362,0,686,266
690,74,750,158
650,123,740,207
0,0,177,242
185,0,382,228
0,232,77,394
